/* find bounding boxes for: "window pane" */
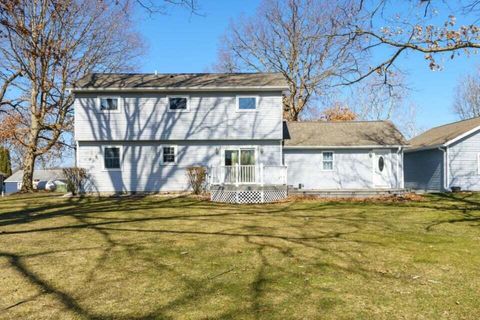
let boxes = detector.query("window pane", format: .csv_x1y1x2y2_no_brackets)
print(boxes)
169,97,187,110
225,150,239,166
240,149,255,165
323,161,333,171
323,152,333,161
104,147,120,169
163,147,175,163
100,98,118,110
239,97,256,110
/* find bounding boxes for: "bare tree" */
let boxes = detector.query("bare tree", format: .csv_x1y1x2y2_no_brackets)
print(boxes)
346,0,480,84
350,74,407,121
0,0,144,192
453,72,480,119
214,0,365,121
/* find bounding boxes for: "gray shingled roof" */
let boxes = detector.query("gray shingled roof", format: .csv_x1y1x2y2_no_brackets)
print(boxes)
283,121,407,147
408,117,480,150
4,169,66,182
74,73,289,90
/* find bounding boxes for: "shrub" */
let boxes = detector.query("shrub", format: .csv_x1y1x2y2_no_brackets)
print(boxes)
186,166,207,195
62,167,87,195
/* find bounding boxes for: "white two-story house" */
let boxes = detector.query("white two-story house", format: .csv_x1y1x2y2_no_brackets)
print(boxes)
73,72,406,203
73,73,288,201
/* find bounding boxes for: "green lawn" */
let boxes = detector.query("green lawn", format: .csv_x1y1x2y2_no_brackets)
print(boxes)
0,193,479,319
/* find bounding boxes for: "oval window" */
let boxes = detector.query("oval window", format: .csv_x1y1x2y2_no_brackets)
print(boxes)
378,156,385,172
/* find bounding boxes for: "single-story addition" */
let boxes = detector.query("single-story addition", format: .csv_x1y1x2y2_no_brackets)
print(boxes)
4,169,67,194
283,121,406,191
405,117,480,192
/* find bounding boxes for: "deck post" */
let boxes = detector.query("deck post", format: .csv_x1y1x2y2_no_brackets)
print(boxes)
260,164,264,186
235,164,239,187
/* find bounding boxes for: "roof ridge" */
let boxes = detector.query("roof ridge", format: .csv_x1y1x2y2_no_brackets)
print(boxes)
422,116,480,132
90,72,283,76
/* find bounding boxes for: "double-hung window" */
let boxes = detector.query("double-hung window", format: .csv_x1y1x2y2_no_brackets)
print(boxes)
237,96,257,111
104,146,121,170
168,96,189,112
322,151,334,171
99,97,119,111
162,146,177,164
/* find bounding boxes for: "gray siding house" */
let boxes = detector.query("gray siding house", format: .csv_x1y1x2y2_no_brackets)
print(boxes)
284,121,406,190
405,117,480,192
73,73,287,199
73,73,407,202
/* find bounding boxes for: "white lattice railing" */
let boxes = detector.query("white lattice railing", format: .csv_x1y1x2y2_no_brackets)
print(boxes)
209,165,287,185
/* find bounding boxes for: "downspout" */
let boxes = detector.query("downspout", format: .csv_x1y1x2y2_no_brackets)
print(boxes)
438,146,449,191
397,146,404,189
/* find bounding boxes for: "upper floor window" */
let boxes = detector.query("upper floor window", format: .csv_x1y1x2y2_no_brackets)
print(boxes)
237,96,257,111
168,96,189,112
162,146,177,164
104,146,121,170
99,97,119,111
322,151,334,171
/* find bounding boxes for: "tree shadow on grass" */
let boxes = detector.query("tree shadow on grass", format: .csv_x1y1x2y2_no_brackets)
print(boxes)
2,194,477,318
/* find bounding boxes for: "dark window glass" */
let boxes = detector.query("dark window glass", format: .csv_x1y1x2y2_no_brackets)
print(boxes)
100,98,118,111
169,97,187,110
163,147,176,163
238,97,256,110
322,152,334,170
378,156,385,172
104,147,120,169
224,150,239,166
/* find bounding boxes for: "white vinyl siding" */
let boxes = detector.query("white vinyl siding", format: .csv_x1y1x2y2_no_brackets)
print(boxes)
74,92,283,141
285,149,402,190
78,140,282,193
447,130,480,191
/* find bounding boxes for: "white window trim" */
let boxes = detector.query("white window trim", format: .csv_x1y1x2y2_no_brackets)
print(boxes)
477,153,480,175
236,95,259,112
102,145,123,171
167,95,190,112
161,145,178,165
97,96,122,113
321,151,334,171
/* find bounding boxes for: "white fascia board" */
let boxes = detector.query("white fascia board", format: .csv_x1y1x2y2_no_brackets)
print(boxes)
444,125,480,147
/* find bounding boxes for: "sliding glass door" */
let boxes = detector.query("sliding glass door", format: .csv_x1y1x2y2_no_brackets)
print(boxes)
224,148,256,183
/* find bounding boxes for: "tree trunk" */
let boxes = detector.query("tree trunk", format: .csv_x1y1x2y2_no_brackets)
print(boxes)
20,147,36,192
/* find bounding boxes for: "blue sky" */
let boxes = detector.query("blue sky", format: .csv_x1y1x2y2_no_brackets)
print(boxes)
135,0,477,131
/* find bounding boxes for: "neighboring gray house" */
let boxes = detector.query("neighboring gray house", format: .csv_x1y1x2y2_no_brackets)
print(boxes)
405,117,480,192
72,72,407,202
4,169,66,194
284,121,406,190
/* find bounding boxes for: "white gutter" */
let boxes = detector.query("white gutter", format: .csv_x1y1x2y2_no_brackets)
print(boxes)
397,146,404,189
69,86,289,93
